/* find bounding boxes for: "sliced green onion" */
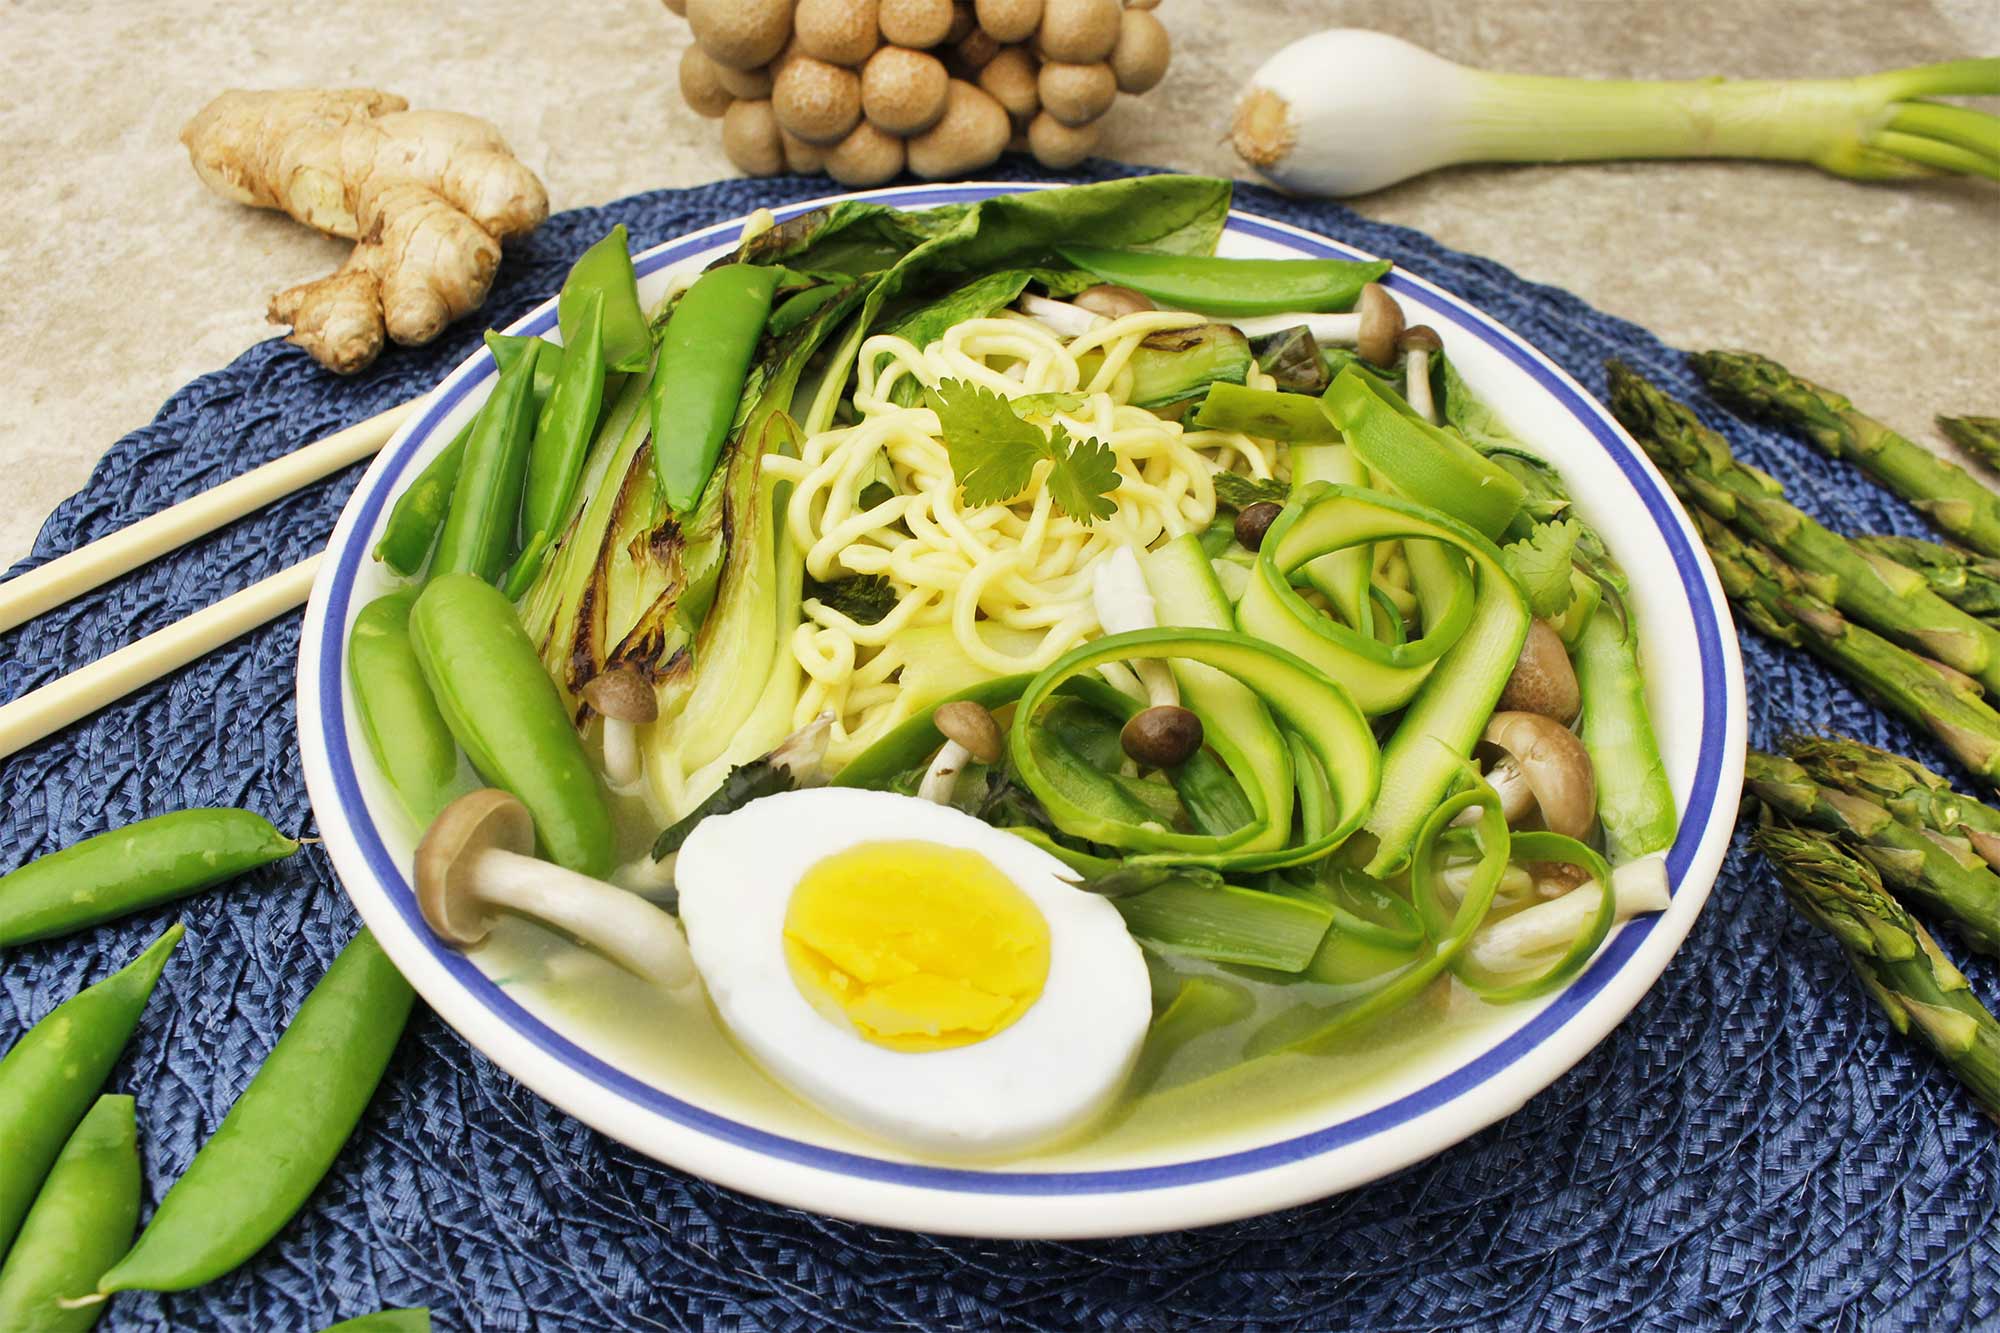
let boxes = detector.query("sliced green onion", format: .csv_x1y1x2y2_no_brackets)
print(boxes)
1114,878,1335,972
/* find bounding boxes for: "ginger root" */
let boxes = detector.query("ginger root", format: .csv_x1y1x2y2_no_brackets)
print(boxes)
181,89,549,374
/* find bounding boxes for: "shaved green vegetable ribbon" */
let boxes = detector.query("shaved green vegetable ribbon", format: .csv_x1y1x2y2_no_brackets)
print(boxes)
1450,830,1615,1003
1236,484,1478,715
1007,628,1380,871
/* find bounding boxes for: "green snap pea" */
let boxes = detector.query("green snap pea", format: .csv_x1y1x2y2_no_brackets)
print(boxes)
408,573,614,877
348,591,466,827
487,333,564,411
0,812,294,948
373,422,469,578
1191,382,1342,443
505,290,607,597
96,929,413,1296
650,262,782,514
560,224,652,373
0,1095,139,1331
1055,244,1392,317
0,925,181,1257
432,339,541,584
319,1310,432,1333
766,281,841,338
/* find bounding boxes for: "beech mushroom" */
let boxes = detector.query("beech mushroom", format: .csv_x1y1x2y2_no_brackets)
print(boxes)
879,0,955,48
581,668,657,789
780,128,830,173
976,0,1043,44
1233,500,1282,551
721,98,786,175
1037,61,1117,128
1036,0,1120,63
679,45,736,119
1399,325,1444,423
773,56,864,145
715,62,775,100
1017,293,1101,337
1092,546,1204,768
1072,284,1154,319
1291,283,1405,368
687,0,792,70
946,1,977,43
906,79,1010,178
917,700,1005,804
1477,711,1597,840
417,789,693,987
1464,855,1670,976
1027,110,1100,169
1108,8,1170,94
1498,619,1581,722
795,0,881,66
952,26,1001,75
977,45,1041,119
826,120,907,186
861,46,950,134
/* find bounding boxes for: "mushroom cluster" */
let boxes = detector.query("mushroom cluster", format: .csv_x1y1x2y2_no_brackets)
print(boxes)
665,0,1172,186
1470,619,1602,892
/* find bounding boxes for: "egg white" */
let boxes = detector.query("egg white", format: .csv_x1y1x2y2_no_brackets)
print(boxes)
674,787,1153,1158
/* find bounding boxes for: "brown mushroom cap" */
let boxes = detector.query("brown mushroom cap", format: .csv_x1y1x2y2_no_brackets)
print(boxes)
1480,711,1596,840
1121,704,1204,768
714,61,775,100
416,788,534,946
1037,60,1116,127
1497,620,1581,723
906,79,1010,178
879,0,955,48
1398,324,1443,356
581,668,659,725
1071,284,1154,319
1233,500,1282,552
976,44,1041,119
1108,8,1170,94
933,699,1004,764
1026,110,1099,169
976,0,1043,43
721,98,786,175
825,119,907,187
688,0,793,70
1355,284,1405,367
795,0,881,66
862,45,951,135
679,45,736,119
773,55,865,145
1036,0,1120,63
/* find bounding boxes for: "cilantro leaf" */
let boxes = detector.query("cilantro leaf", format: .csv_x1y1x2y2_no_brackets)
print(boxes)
1211,472,1290,512
1502,518,1582,619
803,572,897,625
926,378,1119,523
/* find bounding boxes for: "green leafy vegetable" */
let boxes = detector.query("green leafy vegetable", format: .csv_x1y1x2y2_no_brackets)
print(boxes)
803,572,897,625
1503,518,1583,618
927,378,1119,523
1211,472,1290,511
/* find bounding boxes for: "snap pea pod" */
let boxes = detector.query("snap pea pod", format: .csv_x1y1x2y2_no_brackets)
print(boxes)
559,224,652,373
505,290,607,598
0,1095,138,1332
97,929,414,1296
487,334,565,412
347,590,465,826
766,282,843,338
0,811,294,948
1321,367,1524,540
1191,383,1341,443
650,262,783,514
0,925,181,1257
372,421,469,577
319,1311,432,1333
432,340,541,584
409,573,614,878
1055,244,1391,317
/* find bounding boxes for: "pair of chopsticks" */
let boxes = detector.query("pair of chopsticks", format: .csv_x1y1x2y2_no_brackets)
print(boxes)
0,400,417,759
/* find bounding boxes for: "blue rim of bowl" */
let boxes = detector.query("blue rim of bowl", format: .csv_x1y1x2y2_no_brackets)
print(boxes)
319,183,1730,1196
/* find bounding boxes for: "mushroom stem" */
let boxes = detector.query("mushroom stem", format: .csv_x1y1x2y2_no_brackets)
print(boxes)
1017,293,1104,338
1459,755,1537,826
1463,855,1670,975
601,717,642,788
1405,345,1436,423
470,847,693,987
917,739,973,804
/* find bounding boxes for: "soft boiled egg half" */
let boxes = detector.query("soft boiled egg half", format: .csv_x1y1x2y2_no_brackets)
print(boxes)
674,787,1153,1157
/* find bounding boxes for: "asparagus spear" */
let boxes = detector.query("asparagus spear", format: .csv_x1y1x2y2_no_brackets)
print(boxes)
1940,415,2000,473
1754,822,2000,1123
1689,507,2000,786
1852,533,2000,621
1606,361,2000,693
1692,350,2000,558
1785,733,2000,872
1746,749,2000,956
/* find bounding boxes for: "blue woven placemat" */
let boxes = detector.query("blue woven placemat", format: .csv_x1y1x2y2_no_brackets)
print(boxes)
3,160,1996,1331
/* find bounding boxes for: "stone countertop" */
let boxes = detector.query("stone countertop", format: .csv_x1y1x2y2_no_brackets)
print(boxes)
2,0,1994,568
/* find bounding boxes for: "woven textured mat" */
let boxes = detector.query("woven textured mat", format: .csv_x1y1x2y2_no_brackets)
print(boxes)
3,161,1995,1332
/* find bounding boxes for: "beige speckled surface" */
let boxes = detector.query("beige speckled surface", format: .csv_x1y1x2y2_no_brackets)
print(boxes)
1,0,1994,568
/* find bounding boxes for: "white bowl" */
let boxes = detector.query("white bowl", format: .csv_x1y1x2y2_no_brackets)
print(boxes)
297,182,1745,1239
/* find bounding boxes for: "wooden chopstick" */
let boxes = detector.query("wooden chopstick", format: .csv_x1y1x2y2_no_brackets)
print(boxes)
0,556,323,760
0,400,414,634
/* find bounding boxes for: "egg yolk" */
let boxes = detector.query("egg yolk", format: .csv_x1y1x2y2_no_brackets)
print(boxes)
782,840,1052,1052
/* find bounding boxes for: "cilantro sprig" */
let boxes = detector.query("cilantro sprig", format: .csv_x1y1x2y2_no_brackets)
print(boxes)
925,378,1119,524
1502,517,1582,619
